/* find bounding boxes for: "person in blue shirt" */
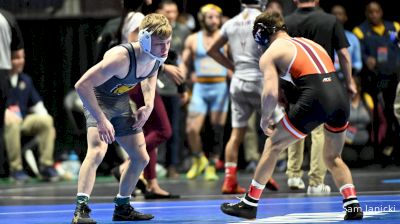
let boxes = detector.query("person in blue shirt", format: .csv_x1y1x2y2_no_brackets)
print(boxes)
352,1,400,164
0,9,24,177
4,49,59,182
331,4,362,78
181,4,229,182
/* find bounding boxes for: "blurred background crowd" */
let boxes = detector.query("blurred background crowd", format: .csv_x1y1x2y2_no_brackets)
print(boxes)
0,0,399,196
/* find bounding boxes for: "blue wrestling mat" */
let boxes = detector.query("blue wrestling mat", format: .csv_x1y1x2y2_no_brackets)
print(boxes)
1,194,399,223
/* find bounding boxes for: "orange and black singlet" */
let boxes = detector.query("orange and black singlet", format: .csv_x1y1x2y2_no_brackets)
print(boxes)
279,37,349,139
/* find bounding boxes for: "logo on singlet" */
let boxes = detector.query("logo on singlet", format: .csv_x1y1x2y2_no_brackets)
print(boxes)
322,77,332,83
110,84,135,95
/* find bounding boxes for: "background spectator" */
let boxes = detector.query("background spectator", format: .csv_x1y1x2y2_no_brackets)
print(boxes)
395,82,400,125
156,0,191,177
331,4,363,78
4,49,59,182
283,0,353,195
342,76,386,166
0,8,24,176
352,1,400,164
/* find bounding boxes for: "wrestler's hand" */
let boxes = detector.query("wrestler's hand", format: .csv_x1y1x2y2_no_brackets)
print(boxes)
164,64,185,85
97,118,115,144
347,79,358,98
132,105,153,130
179,91,189,105
260,117,275,136
4,109,22,125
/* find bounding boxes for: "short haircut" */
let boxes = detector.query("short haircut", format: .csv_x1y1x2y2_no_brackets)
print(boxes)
254,11,286,29
140,13,172,39
158,0,177,10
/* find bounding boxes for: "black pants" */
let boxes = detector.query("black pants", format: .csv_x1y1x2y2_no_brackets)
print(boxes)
0,70,9,175
364,71,400,163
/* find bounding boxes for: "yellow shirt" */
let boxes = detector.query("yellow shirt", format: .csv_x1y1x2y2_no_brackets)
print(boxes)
353,21,400,39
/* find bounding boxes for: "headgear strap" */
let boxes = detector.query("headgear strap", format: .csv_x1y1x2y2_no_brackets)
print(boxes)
252,22,287,46
138,25,168,64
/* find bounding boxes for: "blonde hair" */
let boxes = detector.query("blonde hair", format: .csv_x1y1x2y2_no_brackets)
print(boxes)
197,4,223,28
139,13,172,39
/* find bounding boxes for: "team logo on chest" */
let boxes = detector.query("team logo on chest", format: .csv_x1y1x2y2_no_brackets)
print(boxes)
110,84,135,95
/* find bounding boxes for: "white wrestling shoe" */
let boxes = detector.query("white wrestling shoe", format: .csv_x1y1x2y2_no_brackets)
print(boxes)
307,184,331,195
287,177,305,190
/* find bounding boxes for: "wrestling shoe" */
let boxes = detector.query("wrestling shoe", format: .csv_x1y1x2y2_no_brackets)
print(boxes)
307,184,331,195
72,204,96,224
186,155,208,179
112,204,154,221
221,200,257,219
204,165,219,181
221,178,246,194
344,201,363,220
266,178,279,191
287,177,305,190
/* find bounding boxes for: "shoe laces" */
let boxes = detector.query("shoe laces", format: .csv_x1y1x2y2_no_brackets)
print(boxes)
120,203,134,211
318,184,330,192
76,204,91,216
127,205,135,214
120,204,143,216
227,195,245,206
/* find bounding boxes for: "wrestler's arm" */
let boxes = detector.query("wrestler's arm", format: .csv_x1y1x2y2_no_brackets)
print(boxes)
75,46,129,122
259,47,279,122
207,33,234,71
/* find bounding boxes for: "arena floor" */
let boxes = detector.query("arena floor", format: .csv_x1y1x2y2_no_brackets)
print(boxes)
0,166,399,223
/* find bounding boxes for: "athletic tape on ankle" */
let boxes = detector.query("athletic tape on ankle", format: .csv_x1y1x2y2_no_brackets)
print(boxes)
225,166,237,176
340,184,357,199
77,193,90,198
117,194,131,199
225,162,237,167
248,179,265,199
251,179,265,189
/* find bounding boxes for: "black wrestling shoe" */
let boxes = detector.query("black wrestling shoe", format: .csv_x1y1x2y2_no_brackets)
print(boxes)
144,191,180,199
344,202,363,220
72,204,97,224
220,200,257,219
112,204,154,221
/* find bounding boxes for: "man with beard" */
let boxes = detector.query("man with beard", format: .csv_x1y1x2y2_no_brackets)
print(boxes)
181,4,229,181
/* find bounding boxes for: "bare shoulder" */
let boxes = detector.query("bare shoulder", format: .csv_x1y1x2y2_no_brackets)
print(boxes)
104,45,129,61
260,39,292,66
185,33,197,46
271,38,292,50
102,46,130,68
269,38,293,57
101,45,130,76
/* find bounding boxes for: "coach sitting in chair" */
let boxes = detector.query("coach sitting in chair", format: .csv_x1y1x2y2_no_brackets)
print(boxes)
4,49,59,182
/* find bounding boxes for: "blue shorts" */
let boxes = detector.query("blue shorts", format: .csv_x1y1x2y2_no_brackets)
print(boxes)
188,82,229,114
83,93,142,137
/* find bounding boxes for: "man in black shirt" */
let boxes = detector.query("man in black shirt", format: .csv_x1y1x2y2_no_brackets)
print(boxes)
285,0,356,93
283,0,356,195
